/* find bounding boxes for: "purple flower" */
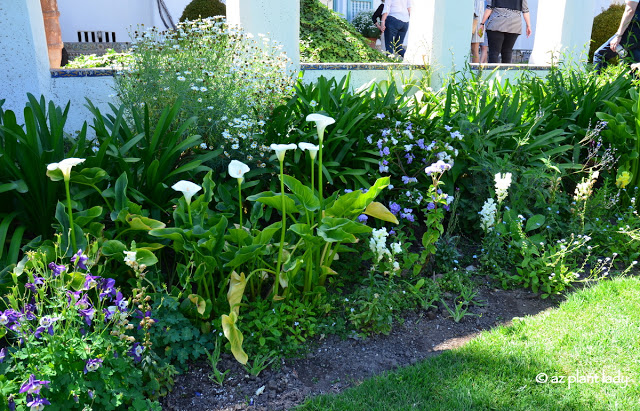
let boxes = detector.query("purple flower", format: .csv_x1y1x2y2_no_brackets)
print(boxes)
427,202,436,210
103,306,117,321
401,176,418,184
443,205,450,211
114,292,128,311
375,113,385,119
381,129,391,137
404,153,415,164
99,278,116,300
128,343,145,362
0,309,20,326
88,390,94,399
83,274,101,290
0,347,6,363
75,294,90,309
7,395,15,411
344,189,353,193
424,160,451,176
48,262,67,277
389,202,401,215
416,138,425,150
357,214,368,223
67,290,82,306
25,283,37,292
27,395,51,409
34,316,58,338
400,208,415,223
78,307,96,326
21,303,36,321
389,230,396,236
381,146,390,156
71,249,88,270
19,374,50,395
24,276,44,291
84,358,103,374
134,309,155,330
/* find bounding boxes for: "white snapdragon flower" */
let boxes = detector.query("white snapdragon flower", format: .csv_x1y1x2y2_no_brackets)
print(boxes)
494,172,512,203
479,198,497,232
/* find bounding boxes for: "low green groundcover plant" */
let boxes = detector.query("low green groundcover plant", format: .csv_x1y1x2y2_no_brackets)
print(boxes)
299,276,640,410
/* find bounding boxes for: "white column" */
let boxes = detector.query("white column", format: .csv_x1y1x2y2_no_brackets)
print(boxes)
227,0,300,70
0,0,51,113
405,0,474,86
529,0,596,65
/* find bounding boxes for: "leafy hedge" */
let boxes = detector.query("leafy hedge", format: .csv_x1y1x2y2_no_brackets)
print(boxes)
590,4,624,60
300,0,391,63
180,0,226,21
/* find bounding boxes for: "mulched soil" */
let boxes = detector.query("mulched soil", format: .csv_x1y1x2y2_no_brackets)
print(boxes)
162,284,558,411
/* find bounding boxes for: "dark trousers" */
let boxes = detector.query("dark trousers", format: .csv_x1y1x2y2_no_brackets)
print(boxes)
384,15,409,57
593,34,640,72
487,30,519,63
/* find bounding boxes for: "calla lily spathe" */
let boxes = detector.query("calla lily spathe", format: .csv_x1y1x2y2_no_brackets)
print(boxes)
171,180,201,204
270,143,297,162
306,113,335,143
228,160,251,182
298,142,320,160
47,158,85,181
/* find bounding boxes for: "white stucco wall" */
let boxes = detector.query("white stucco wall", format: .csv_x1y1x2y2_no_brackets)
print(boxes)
58,0,191,43
0,0,51,119
49,75,116,135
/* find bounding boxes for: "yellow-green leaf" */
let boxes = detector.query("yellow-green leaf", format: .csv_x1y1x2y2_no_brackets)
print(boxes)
188,294,206,315
227,271,247,316
364,202,399,224
221,312,248,364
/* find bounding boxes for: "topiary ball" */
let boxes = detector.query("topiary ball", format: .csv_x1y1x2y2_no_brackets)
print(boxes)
590,4,624,60
180,0,226,22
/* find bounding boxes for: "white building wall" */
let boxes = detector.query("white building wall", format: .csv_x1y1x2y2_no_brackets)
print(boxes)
58,0,191,43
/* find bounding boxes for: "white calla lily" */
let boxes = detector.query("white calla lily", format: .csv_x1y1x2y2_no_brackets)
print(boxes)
298,142,320,161
270,143,297,162
306,113,335,143
228,160,251,183
171,180,202,204
47,158,86,181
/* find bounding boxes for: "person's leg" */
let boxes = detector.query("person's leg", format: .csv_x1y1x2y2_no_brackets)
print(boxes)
487,31,503,63
593,34,619,72
480,45,489,63
471,42,480,63
500,33,519,63
384,16,402,56
396,20,409,57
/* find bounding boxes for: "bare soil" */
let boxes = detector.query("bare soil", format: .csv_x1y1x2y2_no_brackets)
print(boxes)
161,285,558,411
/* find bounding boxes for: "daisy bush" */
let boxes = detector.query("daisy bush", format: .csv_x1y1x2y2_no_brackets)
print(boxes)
114,18,295,166
0,241,169,410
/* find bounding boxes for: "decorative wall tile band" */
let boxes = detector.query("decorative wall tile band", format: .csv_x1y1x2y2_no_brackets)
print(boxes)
51,68,115,77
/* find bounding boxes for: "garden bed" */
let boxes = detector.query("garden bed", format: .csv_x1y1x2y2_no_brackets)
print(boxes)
162,284,557,410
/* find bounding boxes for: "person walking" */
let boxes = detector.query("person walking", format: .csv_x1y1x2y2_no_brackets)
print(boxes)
380,0,412,57
471,0,487,63
479,0,532,63
593,0,640,72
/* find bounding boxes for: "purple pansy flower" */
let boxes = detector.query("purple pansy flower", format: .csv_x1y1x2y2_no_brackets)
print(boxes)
84,358,103,374
71,249,88,270
47,262,67,277
19,375,50,395
128,343,145,362
0,347,6,363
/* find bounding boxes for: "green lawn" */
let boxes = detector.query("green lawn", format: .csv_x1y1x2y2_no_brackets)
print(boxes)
298,277,640,410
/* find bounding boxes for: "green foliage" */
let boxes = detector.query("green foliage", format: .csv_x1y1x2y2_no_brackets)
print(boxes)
66,49,133,69
0,94,89,239
180,0,226,21
300,0,391,62
590,5,625,60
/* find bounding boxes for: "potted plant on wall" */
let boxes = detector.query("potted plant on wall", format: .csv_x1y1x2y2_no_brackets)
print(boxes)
352,10,382,49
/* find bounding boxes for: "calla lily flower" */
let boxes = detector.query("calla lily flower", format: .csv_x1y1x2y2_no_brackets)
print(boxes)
228,160,251,183
306,113,335,143
47,158,85,181
298,142,320,161
270,143,297,162
171,180,201,204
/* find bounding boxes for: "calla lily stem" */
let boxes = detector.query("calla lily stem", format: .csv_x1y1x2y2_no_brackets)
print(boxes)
64,179,77,252
274,158,286,297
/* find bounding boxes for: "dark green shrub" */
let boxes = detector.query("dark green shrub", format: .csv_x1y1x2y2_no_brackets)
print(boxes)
180,0,226,21
300,0,391,62
590,4,624,59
